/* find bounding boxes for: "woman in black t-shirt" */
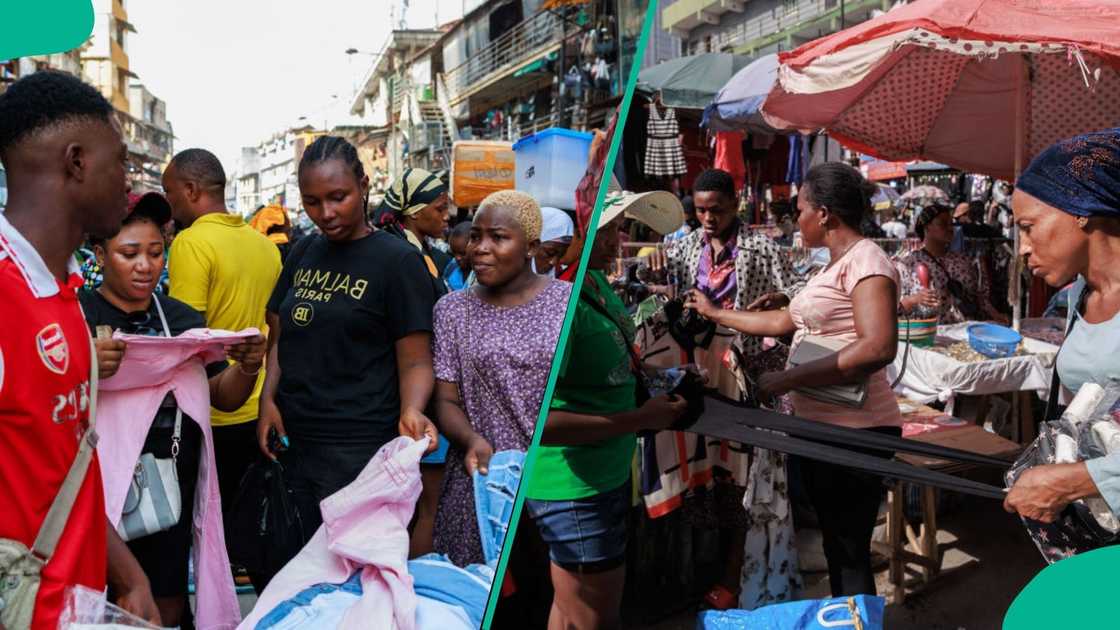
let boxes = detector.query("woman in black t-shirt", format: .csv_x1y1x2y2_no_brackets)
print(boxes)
258,136,440,586
83,197,266,628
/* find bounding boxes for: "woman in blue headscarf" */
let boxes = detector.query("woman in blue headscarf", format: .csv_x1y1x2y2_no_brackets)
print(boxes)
1004,128,1120,524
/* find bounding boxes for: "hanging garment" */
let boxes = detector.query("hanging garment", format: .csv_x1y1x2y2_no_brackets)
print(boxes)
591,58,611,90
98,328,260,630
580,30,596,60
562,66,583,100
713,131,747,193
645,105,687,177
786,135,805,185
239,437,430,630
809,135,844,167
632,301,801,609
758,135,792,186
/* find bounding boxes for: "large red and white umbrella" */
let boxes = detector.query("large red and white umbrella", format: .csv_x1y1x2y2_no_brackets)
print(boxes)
762,0,1120,182
760,0,1120,326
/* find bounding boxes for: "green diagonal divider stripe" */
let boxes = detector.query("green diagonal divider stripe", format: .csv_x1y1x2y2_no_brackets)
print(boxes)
480,2,659,627
1003,544,1118,628
0,0,94,61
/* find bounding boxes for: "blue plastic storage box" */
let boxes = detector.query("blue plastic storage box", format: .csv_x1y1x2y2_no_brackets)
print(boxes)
512,128,593,210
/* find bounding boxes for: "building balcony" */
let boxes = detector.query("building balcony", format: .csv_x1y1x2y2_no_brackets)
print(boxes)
442,10,565,107
717,0,888,54
663,0,746,37
110,38,130,76
112,0,128,24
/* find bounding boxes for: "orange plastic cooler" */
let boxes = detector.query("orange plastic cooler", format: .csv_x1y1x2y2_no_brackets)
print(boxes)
450,140,515,207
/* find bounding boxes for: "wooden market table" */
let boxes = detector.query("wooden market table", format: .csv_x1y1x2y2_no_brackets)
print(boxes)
871,403,1022,604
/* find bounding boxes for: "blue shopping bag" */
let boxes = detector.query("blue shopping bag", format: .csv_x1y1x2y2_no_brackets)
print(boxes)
697,595,885,630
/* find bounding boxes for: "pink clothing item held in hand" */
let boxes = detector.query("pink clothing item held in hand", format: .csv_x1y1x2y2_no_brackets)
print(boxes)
240,436,431,630
787,239,902,429
98,327,260,630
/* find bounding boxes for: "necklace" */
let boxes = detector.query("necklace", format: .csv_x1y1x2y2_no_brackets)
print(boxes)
825,238,864,270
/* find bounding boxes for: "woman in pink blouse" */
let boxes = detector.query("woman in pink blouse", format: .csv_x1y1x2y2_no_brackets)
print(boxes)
686,162,901,597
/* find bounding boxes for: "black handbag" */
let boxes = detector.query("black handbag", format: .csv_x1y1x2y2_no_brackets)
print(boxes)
225,459,306,579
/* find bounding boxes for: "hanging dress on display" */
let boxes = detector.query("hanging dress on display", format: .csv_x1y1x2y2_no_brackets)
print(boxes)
645,104,687,177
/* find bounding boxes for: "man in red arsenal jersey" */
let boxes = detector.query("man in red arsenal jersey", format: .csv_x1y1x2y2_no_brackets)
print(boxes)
0,71,159,629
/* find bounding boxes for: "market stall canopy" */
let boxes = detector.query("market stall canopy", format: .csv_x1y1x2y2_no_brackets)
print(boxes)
761,0,1120,182
899,184,950,207
702,53,780,133
906,161,952,174
871,183,901,210
637,53,754,110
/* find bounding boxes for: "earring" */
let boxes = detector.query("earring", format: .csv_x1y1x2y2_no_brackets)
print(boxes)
1077,216,1089,229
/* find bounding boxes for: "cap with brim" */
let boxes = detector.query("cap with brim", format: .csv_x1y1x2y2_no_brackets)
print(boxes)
598,190,685,235
128,192,172,225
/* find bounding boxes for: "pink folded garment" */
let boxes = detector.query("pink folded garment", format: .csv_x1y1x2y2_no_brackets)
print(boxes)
239,436,430,630
99,327,259,630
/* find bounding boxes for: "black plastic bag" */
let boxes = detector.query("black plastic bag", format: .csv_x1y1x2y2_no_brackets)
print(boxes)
225,459,305,579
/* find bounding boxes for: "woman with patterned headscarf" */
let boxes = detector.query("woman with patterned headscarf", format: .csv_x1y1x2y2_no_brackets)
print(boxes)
376,167,452,281
1004,129,1120,531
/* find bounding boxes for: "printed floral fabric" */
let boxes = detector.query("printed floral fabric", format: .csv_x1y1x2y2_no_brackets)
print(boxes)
431,281,570,566
897,249,996,323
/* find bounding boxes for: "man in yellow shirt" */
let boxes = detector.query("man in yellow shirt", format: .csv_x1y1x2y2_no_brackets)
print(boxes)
162,148,282,513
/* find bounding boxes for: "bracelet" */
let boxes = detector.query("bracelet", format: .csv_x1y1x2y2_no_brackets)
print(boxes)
238,362,262,377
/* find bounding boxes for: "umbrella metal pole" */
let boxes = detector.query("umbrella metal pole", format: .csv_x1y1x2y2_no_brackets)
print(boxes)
1011,55,1028,332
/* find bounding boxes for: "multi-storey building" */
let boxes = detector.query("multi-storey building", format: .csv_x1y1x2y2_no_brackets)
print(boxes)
81,0,136,113
126,83,174,191
235,127,326,215
350,0,646,181
79,0,174,189
662,0,896,57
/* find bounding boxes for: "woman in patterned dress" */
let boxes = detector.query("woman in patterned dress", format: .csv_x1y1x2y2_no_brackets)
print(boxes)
431,190,571,566
898,203,1009,324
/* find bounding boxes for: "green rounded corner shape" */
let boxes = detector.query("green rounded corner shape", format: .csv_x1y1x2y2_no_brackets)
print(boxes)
0,0,94,61
1003,545,1120,629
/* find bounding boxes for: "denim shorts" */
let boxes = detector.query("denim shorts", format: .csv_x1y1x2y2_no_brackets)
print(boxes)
525,481,630,572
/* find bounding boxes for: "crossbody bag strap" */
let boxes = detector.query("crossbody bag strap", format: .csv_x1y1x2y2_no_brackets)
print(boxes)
31,330,99,561
1044,282,1088,421
578,287,646,387
151,296,183,460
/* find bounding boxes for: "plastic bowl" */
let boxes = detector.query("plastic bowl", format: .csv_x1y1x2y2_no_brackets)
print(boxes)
898,317,939,348
967,323,1022,359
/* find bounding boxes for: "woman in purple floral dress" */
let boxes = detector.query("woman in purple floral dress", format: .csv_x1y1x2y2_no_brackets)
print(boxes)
431,190,571,566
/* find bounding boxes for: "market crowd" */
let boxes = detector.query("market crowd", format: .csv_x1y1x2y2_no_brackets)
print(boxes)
496,107,1120,630
0,70,575,630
